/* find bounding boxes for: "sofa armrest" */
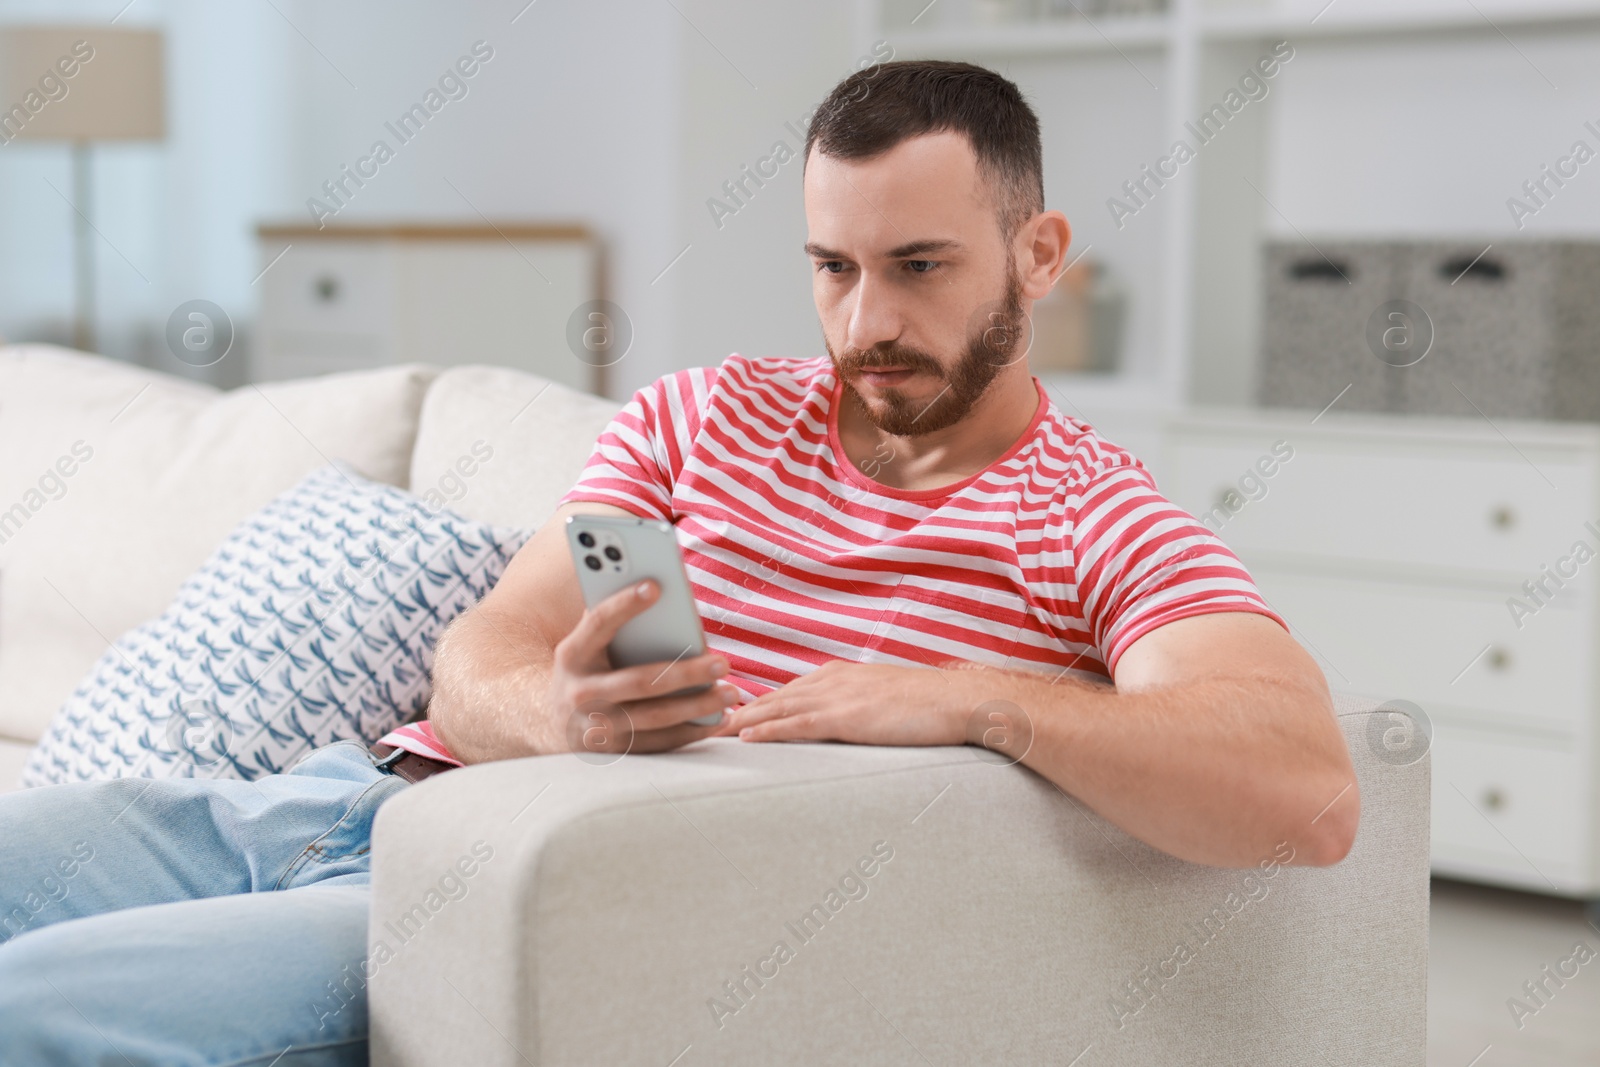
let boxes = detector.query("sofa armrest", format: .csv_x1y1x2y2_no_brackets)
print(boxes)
368,693,1428,1066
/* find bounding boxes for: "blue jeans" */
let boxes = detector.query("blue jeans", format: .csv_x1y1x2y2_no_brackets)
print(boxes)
0,739,410,1066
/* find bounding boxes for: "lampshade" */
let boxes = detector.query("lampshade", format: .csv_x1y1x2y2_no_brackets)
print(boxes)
0,26,163,142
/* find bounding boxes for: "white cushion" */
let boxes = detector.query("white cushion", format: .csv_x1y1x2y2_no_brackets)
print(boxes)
409,365,621,530
0,345,437,745
22,464,527,786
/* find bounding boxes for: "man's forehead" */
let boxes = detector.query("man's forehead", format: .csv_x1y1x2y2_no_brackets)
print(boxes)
803,132,991,250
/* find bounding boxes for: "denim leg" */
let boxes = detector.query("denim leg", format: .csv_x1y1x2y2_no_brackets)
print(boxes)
0,739,408,1064
0,884,373,1066
0,739,407,942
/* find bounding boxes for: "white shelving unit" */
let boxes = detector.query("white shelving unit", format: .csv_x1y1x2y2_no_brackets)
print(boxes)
854,0,1600,424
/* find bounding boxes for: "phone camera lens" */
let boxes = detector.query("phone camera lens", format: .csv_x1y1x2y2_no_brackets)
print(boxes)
603,546,622,562
584,554,602,571
577,532,596,548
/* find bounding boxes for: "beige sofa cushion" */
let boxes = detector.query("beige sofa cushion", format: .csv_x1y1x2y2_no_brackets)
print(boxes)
0,345,436,744
408,365,621,530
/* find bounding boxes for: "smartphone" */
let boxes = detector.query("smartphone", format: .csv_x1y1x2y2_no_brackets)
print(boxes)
564,513,719,724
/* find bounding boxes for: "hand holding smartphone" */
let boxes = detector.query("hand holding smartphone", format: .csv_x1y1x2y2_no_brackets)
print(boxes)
565,514,723,726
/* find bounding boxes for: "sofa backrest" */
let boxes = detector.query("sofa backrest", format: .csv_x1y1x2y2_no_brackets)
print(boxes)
406,365,621,530
0,345,484,745
0,349,624,747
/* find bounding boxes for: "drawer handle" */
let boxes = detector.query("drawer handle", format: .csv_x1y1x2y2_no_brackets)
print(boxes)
1438,254,1507,282
1485,645,1512,672
313,275,341,303
1489,505,1515,530
1289,258,1352,282
1481,786,1508,812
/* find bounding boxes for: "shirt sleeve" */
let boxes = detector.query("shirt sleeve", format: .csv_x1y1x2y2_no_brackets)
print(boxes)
374,721,463,767
1069,457,1286,672
557,367,718,521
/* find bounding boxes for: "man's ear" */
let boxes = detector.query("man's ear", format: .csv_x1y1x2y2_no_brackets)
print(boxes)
1016,210,1072,302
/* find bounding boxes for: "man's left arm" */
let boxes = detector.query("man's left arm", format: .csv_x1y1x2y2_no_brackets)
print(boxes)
724,611,1359,870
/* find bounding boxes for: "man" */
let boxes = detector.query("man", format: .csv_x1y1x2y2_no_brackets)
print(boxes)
419,59,1357,869
0,60,1356,1064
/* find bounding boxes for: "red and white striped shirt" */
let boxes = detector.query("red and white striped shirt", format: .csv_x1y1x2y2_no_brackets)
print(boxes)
380,354,1282,765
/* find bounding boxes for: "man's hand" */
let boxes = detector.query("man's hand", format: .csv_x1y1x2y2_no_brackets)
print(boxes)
724,660,976,747
429,502,744,764
553,579,741,755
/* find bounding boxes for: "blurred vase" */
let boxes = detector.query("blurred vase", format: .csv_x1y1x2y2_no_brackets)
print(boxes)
1029,259,1125,374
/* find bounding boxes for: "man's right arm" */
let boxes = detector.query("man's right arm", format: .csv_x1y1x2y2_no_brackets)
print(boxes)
427,501,737,764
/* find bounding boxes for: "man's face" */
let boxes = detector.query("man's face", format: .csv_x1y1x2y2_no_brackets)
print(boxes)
804,131,1026,437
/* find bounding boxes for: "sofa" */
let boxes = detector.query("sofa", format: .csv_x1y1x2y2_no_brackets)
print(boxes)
0,345,1429,1065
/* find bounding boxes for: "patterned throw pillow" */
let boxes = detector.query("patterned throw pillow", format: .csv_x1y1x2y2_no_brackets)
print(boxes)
21,464,528,786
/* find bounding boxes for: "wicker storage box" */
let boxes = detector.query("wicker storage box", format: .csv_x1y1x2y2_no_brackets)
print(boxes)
1258,241,1407,414
1258,239,1600,420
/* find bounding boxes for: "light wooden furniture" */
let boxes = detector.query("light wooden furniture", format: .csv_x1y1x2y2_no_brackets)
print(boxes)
1165,407,1600,901
253,223,603,392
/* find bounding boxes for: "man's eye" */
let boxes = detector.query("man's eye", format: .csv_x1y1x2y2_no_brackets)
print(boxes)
905,260,938,274
816,261,846,275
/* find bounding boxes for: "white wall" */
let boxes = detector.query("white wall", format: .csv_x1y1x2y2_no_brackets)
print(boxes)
286,0,685,396
1268,29,1600,237
671,0,855,371
0,0,699,396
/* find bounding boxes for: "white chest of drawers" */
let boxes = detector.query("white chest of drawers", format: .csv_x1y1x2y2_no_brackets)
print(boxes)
253,223,603,391
1164,408,1600,898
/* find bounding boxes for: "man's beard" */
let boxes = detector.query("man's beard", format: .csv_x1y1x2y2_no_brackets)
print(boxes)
829,268,1026,437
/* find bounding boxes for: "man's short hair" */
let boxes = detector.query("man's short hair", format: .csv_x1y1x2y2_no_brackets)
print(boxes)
804,60,1045,240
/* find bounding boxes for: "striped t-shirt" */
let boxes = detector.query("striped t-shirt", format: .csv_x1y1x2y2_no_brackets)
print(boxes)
378,354,1282,765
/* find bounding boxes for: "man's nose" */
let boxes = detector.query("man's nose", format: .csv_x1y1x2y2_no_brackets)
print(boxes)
844,273,902,353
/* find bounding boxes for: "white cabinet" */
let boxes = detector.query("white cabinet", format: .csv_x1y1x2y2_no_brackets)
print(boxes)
1166,408,1600,897
254,224,603,392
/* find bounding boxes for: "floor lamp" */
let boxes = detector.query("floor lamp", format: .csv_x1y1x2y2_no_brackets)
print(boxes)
0,26,164,353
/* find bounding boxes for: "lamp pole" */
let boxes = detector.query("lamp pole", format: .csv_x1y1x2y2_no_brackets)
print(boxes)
71,139,94,353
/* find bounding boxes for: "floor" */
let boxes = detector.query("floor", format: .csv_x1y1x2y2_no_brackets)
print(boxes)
1429,878,1600,1066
